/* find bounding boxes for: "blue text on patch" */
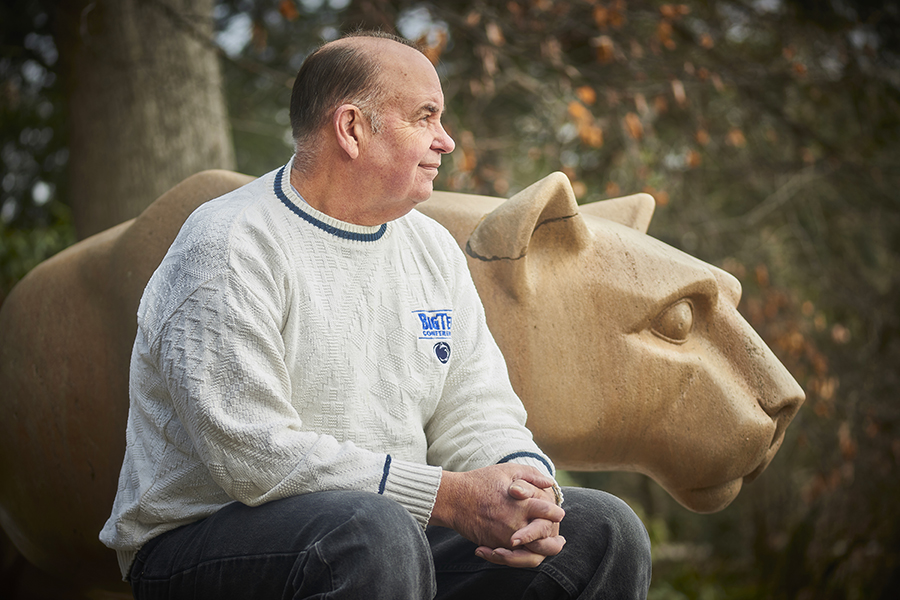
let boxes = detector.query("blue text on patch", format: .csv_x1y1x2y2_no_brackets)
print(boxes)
413,309,452,339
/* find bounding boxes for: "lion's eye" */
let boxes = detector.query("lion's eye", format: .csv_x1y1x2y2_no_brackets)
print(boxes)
651,299,694,344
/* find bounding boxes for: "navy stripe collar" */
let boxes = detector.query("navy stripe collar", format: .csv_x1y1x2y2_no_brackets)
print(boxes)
274,165,387,242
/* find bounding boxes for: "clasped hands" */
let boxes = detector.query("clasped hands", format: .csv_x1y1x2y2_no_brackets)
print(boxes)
429,464,566,568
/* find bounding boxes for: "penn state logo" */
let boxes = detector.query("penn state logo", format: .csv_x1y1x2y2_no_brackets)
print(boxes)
433,341,451,364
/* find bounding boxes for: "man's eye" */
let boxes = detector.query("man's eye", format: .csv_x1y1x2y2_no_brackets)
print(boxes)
651,299,694,344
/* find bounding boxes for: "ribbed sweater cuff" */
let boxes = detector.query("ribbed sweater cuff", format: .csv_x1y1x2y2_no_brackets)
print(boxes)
116,549,136,581
380,458,443,528
502,453,555,478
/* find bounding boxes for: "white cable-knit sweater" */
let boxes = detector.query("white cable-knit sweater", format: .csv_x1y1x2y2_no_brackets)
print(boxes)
100,163,554,578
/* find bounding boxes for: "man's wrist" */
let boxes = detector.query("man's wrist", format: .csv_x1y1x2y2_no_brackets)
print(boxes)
429,469,460,529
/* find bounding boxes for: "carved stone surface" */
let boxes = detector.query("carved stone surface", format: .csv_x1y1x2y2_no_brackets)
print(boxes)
418,173,804,514
0,171,803,590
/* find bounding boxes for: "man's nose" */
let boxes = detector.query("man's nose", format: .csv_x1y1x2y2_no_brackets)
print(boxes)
435,124,455,154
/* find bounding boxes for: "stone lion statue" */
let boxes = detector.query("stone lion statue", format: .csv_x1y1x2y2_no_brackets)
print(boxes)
0,171,803,596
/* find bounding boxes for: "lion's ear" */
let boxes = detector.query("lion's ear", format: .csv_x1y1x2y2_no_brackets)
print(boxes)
466,172,591,301
578,193,656,233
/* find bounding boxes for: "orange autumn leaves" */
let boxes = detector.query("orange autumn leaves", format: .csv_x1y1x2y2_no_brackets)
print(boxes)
568,87,605,148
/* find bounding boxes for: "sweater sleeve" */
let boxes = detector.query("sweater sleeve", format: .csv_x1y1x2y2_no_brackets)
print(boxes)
422,231,556,480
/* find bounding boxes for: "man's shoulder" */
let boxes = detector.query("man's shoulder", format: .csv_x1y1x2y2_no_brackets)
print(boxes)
138,182,291,340
174,168,285,252
186,168,275,227
143,169,286,305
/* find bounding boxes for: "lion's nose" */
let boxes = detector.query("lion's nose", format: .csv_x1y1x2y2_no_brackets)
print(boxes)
753,337,805,424
721,300,805,430
739,319,805,460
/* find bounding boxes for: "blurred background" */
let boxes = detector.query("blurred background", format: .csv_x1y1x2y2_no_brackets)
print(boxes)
2,0,898,598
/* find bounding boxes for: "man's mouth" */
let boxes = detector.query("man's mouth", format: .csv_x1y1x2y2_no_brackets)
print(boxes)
419,164,440,180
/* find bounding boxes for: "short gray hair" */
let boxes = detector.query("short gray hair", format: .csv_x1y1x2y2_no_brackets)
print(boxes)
290,31,422,175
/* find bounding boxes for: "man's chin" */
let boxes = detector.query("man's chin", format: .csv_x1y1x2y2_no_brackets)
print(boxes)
411,183,435,204
378,196,429,224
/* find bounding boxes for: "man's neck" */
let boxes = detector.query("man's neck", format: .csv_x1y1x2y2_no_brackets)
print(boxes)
290,158,385,227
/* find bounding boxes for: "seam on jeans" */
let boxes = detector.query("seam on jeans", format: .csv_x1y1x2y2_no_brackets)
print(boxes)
136,553,299,581
312,542,338,597
378,455,391,494
533,563,579,597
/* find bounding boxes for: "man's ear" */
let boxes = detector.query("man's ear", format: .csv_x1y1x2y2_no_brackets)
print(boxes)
333,104,364,160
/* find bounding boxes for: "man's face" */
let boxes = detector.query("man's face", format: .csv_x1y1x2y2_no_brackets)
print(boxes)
359,46,455,222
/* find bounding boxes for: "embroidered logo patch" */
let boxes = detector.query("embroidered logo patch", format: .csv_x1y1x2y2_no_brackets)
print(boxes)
434,341,451,364
412,309,452,339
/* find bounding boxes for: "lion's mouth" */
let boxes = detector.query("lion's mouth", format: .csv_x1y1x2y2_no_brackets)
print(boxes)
742,458,769,483
743,406,794,483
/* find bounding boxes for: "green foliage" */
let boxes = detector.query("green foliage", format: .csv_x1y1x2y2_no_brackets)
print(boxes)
0,0,73,304
0,201,74,305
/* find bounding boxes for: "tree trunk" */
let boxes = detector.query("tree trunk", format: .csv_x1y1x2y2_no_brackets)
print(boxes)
56,0,235,239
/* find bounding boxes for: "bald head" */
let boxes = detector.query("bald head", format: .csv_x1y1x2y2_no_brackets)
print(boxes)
290,32,425,175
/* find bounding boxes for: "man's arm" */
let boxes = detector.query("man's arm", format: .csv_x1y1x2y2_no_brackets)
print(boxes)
428,464,566,568
417,223,566,566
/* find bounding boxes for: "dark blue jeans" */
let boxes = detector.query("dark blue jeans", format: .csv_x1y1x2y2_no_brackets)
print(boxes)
129,487,651,599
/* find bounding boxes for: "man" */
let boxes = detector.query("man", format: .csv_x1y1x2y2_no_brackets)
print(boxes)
100,32,651,599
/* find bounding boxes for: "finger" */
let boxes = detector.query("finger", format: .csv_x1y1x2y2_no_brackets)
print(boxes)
521,498,565,524
524,535,566,557
514,469,557,490
510,517,556,547
508,479,541,500
475,546,547,569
